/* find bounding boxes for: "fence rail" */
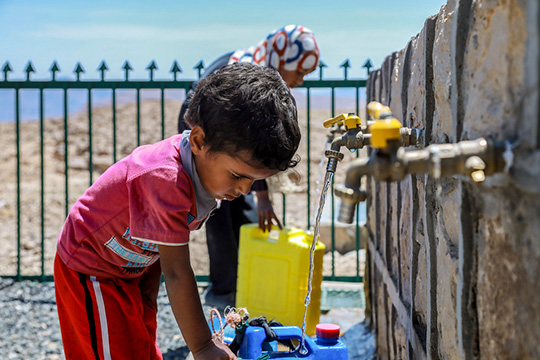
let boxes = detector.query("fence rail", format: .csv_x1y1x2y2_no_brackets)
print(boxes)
0,58,372,282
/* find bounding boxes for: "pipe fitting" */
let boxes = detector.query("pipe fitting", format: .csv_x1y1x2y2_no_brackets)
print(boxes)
464,156,487,182
400,127,424,147
334,136,511,223
334,185,368,224
325,149,344,173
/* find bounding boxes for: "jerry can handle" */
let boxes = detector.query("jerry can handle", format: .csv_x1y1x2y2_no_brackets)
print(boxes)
271,325,303,339
247,224,284,242
270,326,314,354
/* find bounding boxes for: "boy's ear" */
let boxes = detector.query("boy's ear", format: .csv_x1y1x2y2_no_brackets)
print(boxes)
189,126,206,155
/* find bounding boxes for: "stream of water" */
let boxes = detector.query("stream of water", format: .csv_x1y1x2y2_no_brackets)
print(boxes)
299,170,334,354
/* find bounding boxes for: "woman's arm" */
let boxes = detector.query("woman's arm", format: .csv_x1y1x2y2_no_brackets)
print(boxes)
159,244,236,360
254,190,282,232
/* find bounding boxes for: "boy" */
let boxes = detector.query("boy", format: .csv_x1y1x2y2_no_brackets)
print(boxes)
54,63,301,360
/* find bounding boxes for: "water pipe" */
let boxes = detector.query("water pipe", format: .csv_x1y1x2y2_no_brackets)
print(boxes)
321,106,423,174
334,105,510,224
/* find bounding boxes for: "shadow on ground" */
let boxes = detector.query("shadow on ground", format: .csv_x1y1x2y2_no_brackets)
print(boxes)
162,346,190,360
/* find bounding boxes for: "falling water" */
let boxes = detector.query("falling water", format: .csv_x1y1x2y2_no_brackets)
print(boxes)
299,170,334,354
311,141,332,225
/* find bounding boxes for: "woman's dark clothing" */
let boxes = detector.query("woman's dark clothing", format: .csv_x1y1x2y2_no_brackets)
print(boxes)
178,52,263,299
177,51,233,133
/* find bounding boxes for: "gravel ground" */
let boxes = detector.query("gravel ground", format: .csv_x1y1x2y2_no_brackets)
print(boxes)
0,278,193,359
0,278,375,360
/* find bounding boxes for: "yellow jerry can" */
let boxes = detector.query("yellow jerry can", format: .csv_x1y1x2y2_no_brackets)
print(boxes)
235,224,325,335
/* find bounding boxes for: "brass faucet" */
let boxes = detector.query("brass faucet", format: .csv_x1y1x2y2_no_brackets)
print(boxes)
334,103,510,224
322,105,423,174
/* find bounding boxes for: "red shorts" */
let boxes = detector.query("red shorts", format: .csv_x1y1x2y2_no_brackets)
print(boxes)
54,255,163,359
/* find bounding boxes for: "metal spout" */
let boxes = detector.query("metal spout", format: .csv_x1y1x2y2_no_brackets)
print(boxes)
325,150,344,173
334,137,510,223
334,156,373,223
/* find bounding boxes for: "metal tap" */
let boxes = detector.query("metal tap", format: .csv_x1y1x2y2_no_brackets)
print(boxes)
366,101,423,147
322,113,367,173
334,105,510,224
322,104,423,174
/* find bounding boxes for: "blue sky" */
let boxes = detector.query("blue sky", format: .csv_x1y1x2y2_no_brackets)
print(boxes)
1,0,447,81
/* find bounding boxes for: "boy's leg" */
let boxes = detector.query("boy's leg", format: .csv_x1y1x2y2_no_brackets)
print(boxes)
54,255,162,360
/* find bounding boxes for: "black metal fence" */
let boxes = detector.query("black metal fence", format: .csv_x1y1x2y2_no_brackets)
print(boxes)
0,58,372,282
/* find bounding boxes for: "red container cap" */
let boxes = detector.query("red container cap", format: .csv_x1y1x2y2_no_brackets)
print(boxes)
316,323,341,339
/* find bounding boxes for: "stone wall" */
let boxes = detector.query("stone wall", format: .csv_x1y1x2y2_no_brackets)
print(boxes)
362,0,540,358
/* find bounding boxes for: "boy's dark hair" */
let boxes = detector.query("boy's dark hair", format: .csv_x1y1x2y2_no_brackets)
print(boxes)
184,63,300,171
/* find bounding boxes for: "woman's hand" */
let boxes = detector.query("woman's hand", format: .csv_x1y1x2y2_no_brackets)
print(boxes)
193,338,237,360
254,190,282,232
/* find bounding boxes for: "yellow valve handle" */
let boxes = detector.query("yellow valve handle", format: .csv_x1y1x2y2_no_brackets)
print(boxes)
367,101,402,149
323,113,361,130
367,101,393,120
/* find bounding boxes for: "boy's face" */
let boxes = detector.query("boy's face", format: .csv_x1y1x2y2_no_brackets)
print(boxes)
190,127,279,200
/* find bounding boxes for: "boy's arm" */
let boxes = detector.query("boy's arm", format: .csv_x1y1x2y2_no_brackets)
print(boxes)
159,244,236,360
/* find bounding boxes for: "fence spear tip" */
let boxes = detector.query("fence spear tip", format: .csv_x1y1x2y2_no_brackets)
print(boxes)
2,61,12,81
122,60,133,71
49,61,61,81
24,61,36,81
170,60,182,73
122,60,133,81
2,61,12,73
318,60,327,80
340,59,351,80
24,61,36,73
170,60,182,81
73,62,85,81
193,60,204,79
98,61,108,81
340,59,351,68
193,60,204,70
362,59,374,75
146,60,158,81
73,62,85,74
49,61,60,73
146,60,158,71
97,61,109,71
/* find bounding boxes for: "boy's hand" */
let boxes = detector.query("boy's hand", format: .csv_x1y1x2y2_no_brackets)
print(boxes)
193,338,237,360
255,190,282,232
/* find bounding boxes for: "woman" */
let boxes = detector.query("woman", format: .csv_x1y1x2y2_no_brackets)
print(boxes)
178,25,320,310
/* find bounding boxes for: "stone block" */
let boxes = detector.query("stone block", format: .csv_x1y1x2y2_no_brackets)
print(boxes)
435,225,459,359
476,189,540,359
389,48,405,115
413,178,428,338
399,177,413,308
375,271,390,359
461,0,527,140
432,0,456,143
405,32,426,130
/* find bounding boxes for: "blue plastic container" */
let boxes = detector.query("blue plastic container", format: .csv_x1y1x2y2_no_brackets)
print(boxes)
238,324,348,360
207,318,348,359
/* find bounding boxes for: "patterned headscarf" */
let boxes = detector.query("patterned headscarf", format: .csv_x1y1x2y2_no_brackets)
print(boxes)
229,25,320,73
